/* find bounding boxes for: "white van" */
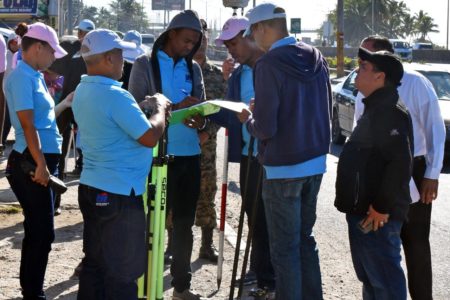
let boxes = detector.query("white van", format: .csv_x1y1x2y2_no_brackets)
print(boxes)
389,39,412,61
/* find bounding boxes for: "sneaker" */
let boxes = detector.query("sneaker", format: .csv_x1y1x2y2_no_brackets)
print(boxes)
249,287,276,300
54,208,62,216
234,270,257,287
172,289,205,300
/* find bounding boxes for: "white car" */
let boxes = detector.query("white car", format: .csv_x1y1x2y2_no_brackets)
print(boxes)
332,63,450,152
390,39,413,62
0,27,14,42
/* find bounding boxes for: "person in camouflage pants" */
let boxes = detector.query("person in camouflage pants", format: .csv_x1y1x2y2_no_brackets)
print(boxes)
193,19,227,262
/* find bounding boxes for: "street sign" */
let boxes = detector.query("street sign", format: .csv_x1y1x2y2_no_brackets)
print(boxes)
291,18,301,34
152,0,185,11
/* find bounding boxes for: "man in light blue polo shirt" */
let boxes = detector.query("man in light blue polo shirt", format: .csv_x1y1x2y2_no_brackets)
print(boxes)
72,29,170,300
238,3,331,300
129,10,207,300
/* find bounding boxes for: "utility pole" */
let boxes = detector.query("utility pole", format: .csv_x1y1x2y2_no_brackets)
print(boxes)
337,0,344,77
68,0,73,35
447,0,449,49
371,0,375,34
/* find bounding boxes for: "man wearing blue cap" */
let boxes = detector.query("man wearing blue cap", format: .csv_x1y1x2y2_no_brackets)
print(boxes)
129,10,207,300
238,3,331,300
73,29,170,300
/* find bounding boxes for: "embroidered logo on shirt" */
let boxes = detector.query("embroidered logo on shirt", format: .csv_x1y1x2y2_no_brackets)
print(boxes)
96,192,109,207
390,129,400,136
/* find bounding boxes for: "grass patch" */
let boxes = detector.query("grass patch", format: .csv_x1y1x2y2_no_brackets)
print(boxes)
0,205,22,214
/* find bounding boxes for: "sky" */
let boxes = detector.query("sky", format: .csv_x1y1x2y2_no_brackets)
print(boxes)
82,0,450,47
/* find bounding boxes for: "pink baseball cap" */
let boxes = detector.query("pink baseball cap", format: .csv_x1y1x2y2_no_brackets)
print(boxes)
24,22,67,59
215,17,250,47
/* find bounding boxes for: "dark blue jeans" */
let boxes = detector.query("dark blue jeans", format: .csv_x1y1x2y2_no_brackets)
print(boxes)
347,214,407,300
262,174,323,300
240,156,274,289
6,150,59,300
77,184,146,300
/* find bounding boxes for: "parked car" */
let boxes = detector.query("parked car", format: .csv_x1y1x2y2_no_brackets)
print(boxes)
413,42,433,50
332,63,450,153
389,39,413,61
0,27,14,42
141,33,155,49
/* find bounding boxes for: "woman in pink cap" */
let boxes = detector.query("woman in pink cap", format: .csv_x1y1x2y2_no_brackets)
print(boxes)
4,22,73,299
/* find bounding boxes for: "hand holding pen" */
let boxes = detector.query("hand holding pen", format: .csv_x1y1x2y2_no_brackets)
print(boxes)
173,89,201,110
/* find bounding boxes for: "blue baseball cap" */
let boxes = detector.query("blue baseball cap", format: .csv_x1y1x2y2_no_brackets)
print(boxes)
81,29,136,57
76,19,95,32
124,30,142,46
243,3,286,37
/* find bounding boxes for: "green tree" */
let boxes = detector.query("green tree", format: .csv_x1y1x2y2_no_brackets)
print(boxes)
109,0,149,33
414,10,439,42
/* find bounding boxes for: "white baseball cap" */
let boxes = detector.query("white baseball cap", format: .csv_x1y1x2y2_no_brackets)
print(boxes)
215,17,249,46
76,19,95,32
243,2,286,37
81,29,136,57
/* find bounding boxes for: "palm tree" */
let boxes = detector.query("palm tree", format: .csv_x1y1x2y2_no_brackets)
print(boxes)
415,10,439,42
379,0,409,38
401,14,417,41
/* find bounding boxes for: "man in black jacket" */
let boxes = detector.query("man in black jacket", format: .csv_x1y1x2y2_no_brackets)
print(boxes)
335,48,413,300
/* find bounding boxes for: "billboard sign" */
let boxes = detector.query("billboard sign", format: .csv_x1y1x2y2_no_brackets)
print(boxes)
152,0,185,10
290,18,301,34
0,0,38,14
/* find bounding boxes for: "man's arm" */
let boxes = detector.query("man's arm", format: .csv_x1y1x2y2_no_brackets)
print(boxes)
245,61,280,141
129,55,153,103
372,111,413,215
413,75,445,203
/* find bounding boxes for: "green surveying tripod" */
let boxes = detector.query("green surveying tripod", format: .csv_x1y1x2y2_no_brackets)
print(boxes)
138,129,170,300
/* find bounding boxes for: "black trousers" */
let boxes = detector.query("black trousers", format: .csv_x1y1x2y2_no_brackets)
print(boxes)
240,155,275,289
77,184,146,300
401,156,433,300
167,155,201,292
6,150,59,299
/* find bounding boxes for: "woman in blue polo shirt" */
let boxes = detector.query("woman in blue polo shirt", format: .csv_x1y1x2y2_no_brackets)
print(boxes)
4,22,72,299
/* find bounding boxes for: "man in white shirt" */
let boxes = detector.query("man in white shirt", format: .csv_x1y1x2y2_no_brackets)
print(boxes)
354,35,446,300
0,34,7,154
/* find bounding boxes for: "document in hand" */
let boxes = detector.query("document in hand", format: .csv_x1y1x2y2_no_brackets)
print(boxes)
170,100,249,124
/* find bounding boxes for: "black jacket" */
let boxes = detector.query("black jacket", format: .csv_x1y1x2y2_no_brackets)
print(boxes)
335,87,413,221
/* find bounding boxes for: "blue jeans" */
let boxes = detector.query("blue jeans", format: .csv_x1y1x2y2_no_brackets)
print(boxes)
262,174,323,300
77,184,146,300
6,150,59,299
347,214,407,300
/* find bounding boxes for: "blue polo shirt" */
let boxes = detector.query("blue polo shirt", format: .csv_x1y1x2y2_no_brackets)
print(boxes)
157,50,200,156
240,65,257,156
72,75,152,196
5,60,62,154
264,36,327,179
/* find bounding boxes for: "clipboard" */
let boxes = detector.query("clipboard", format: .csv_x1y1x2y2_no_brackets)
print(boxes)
169,100,249,124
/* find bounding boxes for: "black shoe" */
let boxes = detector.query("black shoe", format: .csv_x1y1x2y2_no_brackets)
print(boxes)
234,270,257,287
72,261,83,278
199,245,219,263
164,251,173,265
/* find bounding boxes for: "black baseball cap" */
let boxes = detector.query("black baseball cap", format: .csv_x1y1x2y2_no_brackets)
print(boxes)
358,47,404,87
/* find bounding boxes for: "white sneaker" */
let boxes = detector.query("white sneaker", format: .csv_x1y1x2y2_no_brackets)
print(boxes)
172,289,205,300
